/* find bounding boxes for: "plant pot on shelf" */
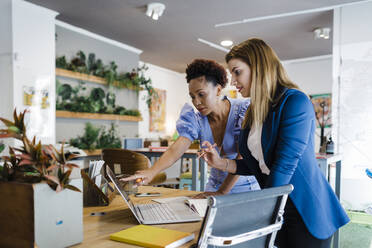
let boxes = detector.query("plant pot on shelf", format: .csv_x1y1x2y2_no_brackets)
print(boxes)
0,179,83,248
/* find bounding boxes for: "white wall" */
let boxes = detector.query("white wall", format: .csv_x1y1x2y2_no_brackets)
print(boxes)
0,0,57,145
283,56,333,95
332,2,372,210
138,62,190,139
0,0,14,120
283,56,333,152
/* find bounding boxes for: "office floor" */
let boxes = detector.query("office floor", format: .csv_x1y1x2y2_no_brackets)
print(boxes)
340,211,372,248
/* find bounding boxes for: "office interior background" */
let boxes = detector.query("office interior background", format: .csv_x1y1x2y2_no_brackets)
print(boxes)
1,0,372,247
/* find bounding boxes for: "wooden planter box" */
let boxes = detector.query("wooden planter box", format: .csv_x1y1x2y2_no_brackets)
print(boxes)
0,179,83,248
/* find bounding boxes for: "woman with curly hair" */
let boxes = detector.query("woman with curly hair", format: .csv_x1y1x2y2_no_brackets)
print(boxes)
123,59,260,197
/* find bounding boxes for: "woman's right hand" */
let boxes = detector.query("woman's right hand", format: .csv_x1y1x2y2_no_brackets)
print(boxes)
119,169,157,187
199,141,225,170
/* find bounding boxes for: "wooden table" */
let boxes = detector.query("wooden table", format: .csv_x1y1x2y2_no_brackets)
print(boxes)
132,148,208,191
72,186,202,247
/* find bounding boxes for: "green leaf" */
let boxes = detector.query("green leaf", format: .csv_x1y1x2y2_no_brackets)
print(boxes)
90,88,105,101
0,117,15,127
64,184,81,192
58,84,72,100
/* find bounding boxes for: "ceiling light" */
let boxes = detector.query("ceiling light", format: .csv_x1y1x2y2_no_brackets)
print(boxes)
220,40,233,47
313,27,331,40
197,38,229,53
146,3,166,21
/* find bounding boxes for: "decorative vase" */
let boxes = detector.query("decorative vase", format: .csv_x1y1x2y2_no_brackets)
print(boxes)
0,179,83,248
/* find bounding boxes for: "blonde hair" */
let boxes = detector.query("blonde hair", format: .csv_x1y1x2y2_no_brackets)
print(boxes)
225,38,300,128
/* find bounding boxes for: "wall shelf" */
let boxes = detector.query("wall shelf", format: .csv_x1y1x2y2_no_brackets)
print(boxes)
83,149,102,156
56,110,142,122
56,68,142,90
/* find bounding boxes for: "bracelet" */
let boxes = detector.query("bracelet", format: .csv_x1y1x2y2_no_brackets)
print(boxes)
224,159,229,172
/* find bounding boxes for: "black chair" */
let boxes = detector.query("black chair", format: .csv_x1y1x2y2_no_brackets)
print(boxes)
193,184,293,248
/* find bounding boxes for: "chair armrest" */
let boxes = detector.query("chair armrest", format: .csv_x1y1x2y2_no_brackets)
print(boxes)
207,220,283,246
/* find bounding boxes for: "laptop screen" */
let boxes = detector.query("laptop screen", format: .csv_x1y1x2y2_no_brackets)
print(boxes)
106,165,140,222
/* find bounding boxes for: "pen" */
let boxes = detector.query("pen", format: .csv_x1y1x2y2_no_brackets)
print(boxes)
197,144,217,159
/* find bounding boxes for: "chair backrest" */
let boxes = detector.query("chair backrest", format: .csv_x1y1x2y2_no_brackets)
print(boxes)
195,184,294,248
102,148,150,176
123,138,143,149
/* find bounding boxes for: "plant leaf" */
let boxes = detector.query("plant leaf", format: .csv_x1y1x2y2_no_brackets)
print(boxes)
56,184,63,193
46,163,58,172
23,136,31,154
61,170,72,185
64,184,81,192
64,163,79,169
18,159,36,166
0,117,15,127
44,175,60,185
13,109,18,126
18,153,33,160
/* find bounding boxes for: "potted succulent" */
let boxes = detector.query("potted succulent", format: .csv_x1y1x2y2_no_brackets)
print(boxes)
0,109,83,248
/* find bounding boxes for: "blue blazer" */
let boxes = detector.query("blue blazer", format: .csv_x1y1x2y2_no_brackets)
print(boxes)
235,86,349,239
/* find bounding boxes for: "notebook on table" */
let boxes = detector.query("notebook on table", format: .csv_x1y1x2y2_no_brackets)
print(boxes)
110,224,195,248
106,165,202,224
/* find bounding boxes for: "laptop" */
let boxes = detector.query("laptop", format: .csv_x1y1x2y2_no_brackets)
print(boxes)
106,165,202,224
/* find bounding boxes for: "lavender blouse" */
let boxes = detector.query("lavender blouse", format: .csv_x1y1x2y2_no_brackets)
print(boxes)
176,96,260,193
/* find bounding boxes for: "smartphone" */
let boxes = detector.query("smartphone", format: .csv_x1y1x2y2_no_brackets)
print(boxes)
135,192,161,197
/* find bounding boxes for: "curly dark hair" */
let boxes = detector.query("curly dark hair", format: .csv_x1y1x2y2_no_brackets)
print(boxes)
185,59,228,88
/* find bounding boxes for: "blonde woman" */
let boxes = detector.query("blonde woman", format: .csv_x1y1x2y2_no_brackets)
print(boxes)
199,38,349,248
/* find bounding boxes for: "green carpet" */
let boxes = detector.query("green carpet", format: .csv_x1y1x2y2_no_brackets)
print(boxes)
339,211,372,248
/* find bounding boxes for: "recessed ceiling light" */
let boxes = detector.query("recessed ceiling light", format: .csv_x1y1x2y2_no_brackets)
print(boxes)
220,40,233,47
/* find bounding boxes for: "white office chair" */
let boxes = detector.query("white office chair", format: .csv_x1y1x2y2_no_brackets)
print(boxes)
193,184,293,248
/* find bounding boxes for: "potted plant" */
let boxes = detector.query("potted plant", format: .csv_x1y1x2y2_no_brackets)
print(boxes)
0,109,83,248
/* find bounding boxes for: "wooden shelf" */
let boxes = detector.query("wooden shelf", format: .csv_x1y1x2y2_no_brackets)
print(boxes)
56,68,142,90
83,149,102,156
56,110,142,122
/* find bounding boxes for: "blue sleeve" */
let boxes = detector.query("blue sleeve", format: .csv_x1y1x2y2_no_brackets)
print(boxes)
233,99,250,143
176,103,200,142
266,92,315,187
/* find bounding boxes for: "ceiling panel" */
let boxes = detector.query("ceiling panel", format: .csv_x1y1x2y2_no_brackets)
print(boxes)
27,0,363,72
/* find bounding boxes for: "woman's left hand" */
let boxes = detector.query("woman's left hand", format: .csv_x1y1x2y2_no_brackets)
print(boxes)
192,191,224,199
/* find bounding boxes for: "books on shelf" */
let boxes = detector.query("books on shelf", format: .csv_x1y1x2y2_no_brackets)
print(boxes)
110,224,195,248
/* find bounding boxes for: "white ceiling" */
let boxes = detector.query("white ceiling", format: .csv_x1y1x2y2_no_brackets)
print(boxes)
27,0,364,72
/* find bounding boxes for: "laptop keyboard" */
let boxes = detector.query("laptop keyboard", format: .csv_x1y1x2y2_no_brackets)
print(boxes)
138,203,179,222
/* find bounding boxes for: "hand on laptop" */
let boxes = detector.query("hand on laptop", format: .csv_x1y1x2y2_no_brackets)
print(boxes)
119,169,156,187
192,191,224,199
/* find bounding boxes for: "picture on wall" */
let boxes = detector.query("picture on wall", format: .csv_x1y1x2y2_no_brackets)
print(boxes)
149,88,166,132
23,86,50,109
310,93,332,128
